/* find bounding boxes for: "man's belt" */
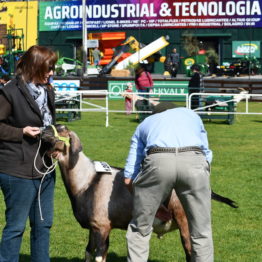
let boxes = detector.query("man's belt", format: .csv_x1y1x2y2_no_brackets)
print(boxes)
147,146,203,155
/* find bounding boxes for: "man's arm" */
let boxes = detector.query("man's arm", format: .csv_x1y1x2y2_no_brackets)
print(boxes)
124,126,145,190
199,120,212,164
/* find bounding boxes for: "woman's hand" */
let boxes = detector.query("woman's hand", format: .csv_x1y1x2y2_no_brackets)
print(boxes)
23,126,40,138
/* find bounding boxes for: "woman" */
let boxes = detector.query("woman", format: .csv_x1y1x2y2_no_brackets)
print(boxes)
0,45,58,262
134,65,154,121
134,65,153,96
188,64,202,110
122,82,133,115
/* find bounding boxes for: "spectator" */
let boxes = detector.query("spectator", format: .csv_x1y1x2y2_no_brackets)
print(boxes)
165,48,180,78
134,64,153,97
91,47,102,67
124,104,213,262
0,57,9,77
206,49,219,76
0,45,58,262
122,82,133,115
0,75,10,89
188,64,203,110
134,64,154,121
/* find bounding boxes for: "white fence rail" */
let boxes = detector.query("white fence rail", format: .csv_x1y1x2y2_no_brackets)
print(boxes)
55,90,261,127
189,93,262,115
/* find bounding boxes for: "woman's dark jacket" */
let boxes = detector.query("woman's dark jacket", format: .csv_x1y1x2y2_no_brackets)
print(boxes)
188,72,200,92
0,76,56,179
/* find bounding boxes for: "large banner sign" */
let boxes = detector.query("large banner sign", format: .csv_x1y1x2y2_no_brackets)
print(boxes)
39,0,262,31
0,1,38,48
108,81,188,101
232,41,261,58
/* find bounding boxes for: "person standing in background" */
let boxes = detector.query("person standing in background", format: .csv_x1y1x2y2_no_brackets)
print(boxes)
0,45,58,262
91,47,102,67
165,48,180,78
0,75,10,89
134,64,153,97
0,56,9,77
122,82,134,115
134,64,154,119
188,64,203,110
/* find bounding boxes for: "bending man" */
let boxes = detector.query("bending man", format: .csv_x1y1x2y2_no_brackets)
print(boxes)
124,103,213,262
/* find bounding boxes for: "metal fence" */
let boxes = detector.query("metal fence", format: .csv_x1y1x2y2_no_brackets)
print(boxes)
55,90,262,127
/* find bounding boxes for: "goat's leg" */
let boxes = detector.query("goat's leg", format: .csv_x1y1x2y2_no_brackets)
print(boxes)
85,229,96,262
168,192,191,262
93,229,110,262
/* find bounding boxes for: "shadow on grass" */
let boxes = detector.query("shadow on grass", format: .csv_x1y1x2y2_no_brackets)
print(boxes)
107,252,163,262
202,120,231,125
20,253,163,262
252,120,262,123
21,255,82,262
130,118,140,123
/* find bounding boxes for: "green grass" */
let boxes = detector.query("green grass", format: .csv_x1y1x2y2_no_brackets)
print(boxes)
0,101,262,261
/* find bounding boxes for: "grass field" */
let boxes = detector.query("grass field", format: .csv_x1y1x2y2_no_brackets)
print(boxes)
0,100,262,261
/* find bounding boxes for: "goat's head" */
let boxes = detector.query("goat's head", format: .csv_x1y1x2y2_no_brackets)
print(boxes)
41,124,82,162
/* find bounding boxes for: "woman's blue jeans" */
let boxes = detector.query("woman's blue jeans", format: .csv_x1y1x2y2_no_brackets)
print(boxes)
0,172,55,262
137,88,150,99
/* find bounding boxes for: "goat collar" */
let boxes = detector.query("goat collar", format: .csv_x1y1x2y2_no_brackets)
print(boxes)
51,125,70,147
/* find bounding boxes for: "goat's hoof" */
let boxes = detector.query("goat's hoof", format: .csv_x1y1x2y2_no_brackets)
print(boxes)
85,251,92,262
95,256,103,262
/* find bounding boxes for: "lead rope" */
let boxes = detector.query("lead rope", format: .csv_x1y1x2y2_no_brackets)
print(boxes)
34,138,58,221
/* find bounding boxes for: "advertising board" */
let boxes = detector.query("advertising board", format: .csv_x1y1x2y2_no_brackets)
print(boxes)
39,0,262,31
53,79,80,91
232,41,261,58
108,81,188,101
0,1,38,49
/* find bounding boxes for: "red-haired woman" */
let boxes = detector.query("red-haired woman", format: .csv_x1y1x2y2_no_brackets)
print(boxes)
0,45,58,262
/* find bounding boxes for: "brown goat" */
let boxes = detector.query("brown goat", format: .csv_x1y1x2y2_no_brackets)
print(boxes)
41,124,237,262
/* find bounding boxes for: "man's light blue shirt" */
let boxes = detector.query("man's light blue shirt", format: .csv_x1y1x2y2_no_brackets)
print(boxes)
124,107,212,179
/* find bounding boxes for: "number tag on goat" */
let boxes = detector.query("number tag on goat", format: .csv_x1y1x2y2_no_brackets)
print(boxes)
94,161,112,174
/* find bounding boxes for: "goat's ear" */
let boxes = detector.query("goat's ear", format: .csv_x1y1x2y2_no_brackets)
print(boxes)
69,131,82,154
68,131,82,169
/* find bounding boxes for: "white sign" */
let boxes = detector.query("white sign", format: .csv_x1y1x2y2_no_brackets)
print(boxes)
53,79,80,91
87,40,99,48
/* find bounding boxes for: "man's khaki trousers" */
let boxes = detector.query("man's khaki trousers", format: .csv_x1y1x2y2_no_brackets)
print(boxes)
126,150,213,262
